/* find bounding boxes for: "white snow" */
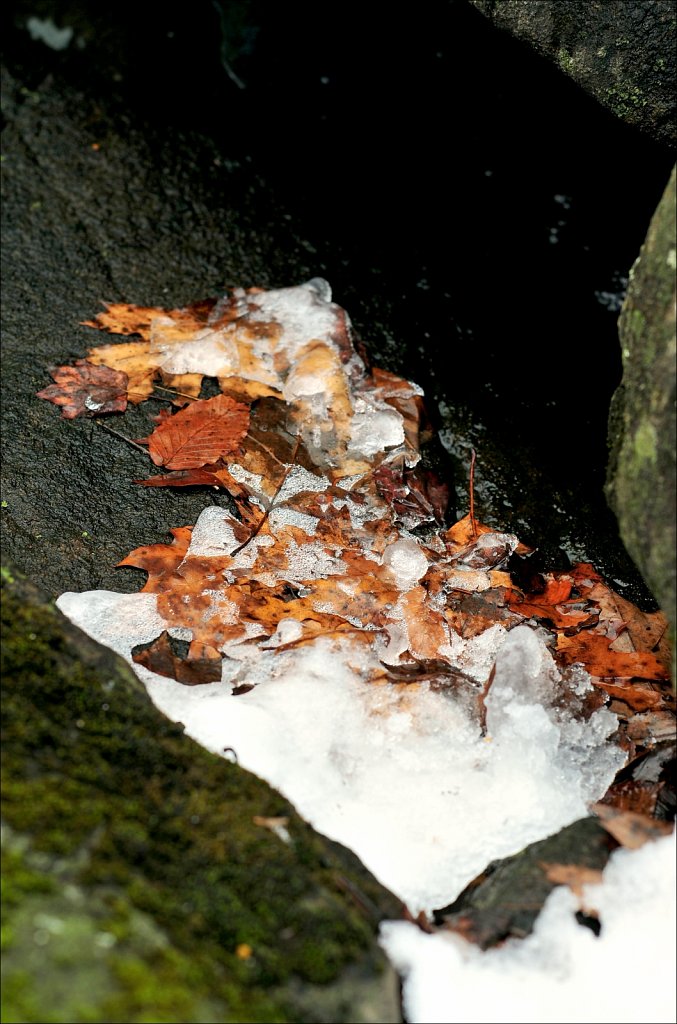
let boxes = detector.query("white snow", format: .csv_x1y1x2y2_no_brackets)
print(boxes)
381,831,676,1024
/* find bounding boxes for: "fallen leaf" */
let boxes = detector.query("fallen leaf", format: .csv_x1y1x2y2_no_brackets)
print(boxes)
135,463,248,498
139,393,250,470
86,340,162,403
557,632,669,683
36,360,128,418
82,298,217,339
591,803,674,849
117,526,194,592
132,631,223,685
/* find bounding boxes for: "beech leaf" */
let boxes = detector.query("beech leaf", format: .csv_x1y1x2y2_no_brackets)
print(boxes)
141,393,250,469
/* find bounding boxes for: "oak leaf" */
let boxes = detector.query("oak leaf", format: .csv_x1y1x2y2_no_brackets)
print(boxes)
505,573,600,634
117,526,194,592
36,360,128,418
556,631,669,682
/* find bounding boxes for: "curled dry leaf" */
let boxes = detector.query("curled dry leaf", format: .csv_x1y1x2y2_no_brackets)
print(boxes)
132,630,223,685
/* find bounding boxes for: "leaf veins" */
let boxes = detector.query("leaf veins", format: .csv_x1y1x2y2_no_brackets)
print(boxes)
138,393,250,470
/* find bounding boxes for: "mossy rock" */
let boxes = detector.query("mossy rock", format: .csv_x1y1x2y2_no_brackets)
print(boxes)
1,565,402,1023
606,165,676,683
469,0,675,146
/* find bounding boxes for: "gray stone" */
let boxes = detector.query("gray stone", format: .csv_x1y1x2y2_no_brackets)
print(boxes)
468,0,676,147
606,165,676,678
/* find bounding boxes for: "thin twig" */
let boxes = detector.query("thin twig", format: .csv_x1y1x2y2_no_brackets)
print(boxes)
95,419,149,455
153,385,200,402
469,447,478,539
478,663,496,737
127,391,175,404
229,435,301,557
247,433,289,470
273,624,379,653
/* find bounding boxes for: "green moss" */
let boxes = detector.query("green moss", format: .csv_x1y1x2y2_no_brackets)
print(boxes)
607,166,676,685
604,84,650,119
1,571,401,1022
632,419,658,465
557,47,576,73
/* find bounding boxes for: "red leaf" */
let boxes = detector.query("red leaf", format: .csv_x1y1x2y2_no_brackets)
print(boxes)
36,360,128,419
134,463,247,497
140,393,250,470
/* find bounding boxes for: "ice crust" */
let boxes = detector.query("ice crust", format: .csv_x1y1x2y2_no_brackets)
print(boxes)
381,538,429,590
56,597,625,914
151,320,239,376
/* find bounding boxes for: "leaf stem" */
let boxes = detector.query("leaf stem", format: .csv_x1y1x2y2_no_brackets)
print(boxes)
229,435,301,557
95,419,149,455
154,385,200,402
127,391,175,404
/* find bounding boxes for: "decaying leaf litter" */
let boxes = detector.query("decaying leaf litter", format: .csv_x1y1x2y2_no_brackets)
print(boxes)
39,279,675,996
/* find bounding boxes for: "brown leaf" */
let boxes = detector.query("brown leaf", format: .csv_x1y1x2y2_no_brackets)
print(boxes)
445,588,522,639
86,340,161,403
36,360,128,419
132,631,223,685
82,298,217,339
82,302,169,338
592,803,674,849
399,586,449,660
117,526,194,592
598,778,665,817
557,632,669,682
141,393,250,470
505,572,600,634
135,463,248,498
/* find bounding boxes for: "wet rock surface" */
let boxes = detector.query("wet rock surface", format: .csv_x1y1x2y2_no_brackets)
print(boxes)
2,0,672,602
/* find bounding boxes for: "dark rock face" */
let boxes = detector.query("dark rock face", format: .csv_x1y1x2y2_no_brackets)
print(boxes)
606,165,677,677
468,0,676,147
1,567,402,1023
467,0,676,651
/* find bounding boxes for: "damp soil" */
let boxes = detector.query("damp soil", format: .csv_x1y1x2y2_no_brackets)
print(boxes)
2,0,674,604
